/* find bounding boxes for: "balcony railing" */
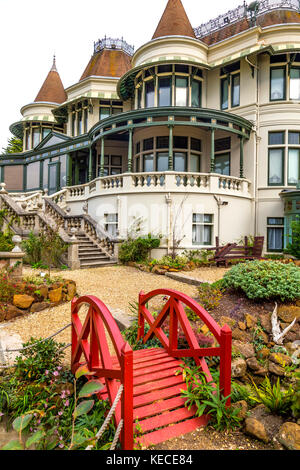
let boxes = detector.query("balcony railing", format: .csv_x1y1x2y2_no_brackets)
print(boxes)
61,172,251,203
194,0,300,38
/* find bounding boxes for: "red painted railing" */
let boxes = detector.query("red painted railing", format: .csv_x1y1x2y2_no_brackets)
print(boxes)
138,289,232,405
71,289,232,450
71,295,133,449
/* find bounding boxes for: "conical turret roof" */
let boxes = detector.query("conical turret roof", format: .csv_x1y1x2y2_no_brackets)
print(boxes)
80,47,132,81
34,56,67,104
152,0,196,40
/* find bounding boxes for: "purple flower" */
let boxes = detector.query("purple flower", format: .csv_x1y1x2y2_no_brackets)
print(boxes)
59,444,64,449
64,400,69,407
53,371,59,377
45,370,49,375
58,411,63,416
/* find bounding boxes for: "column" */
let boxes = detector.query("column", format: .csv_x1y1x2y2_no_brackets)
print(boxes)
88,146,93,182
66,153,72,186
239,136,244,179
100,137,105,177
127,128,133,173
168,125,173,171
210,128,215,173
75,154,79,185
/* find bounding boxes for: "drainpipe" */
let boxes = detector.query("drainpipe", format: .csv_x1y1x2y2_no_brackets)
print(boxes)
214,196,228,241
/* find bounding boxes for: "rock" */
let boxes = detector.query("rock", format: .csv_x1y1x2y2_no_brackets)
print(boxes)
232,400,248,420
246,357,268,375
278,305,300,324
244,417,269,443
139,265,150,273
277,422,300,450
67,283,77,301
30,302,49,313
48,287,63,303
238,321,247,331
232,340,255,359
220,316,236,329
232,328,251,343
269,352,292,367
257,347,270,360
168,268,179,272
246,404,284,444
38,285,49,299
268,361,285,376
4,304,24,321
231,358,247,378
13,294,35,309
152,267,167,275
244,314,257,329
259,313,272,334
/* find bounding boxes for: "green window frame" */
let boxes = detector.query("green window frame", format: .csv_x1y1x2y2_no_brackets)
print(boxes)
267,217,284,252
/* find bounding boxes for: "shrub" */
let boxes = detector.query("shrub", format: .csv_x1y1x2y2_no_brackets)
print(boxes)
22,230,68,274
222,260,300,302
119,234,160,263
157,255,188,270
197,283,224,311
0,269,23,303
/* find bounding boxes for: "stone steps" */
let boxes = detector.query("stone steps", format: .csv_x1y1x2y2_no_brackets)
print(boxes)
76,234,117,269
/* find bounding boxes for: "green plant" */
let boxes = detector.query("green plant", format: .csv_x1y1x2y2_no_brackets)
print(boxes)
249,376,295,415
0,269,23,302
22,232,42,265
14,338,66,382
180,365,242,431
197,283,223,311
231,382,256,407
119,234,161,264
222,260,300,302
285,215,300,259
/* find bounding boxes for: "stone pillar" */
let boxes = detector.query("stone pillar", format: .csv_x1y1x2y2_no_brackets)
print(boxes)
67,241,81,270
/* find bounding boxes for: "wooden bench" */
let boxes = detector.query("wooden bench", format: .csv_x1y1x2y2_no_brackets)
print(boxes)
71,289,232,449
212,236,265,267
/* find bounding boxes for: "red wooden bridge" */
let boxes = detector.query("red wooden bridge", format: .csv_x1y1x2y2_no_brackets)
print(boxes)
71,289,232,450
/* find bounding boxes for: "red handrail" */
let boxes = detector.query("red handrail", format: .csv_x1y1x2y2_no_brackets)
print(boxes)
71,295,133,449
138,289,232,405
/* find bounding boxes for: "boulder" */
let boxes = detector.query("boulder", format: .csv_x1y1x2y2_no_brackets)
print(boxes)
278,305,300,324
269,352,292,367
258,313,272,334
244,313,257,329
13,294,35,310
246,357,268,375
48,287,63,304
67,283,77,301
232,340,255,359
277,422,300,450
268,361,285,376
231,357,247,378
245,404,284,444
232,328,252,343
38,285,49,299
257,347,271,360
4,304,24,321
30,302,50,313
244,417,269,443
220,316,236,329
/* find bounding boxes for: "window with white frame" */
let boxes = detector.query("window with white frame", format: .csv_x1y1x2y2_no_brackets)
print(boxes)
267,217,284,252
104,213,118,238
192,214,213,246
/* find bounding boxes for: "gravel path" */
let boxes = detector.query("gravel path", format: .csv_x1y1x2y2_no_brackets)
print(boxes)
3,265,226,366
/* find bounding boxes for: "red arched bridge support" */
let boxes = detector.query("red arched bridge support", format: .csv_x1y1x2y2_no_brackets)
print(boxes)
71,289,232,450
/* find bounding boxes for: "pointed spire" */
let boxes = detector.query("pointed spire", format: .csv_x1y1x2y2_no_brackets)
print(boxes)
34,56,67,104
51,54,57,72
152,0,196,40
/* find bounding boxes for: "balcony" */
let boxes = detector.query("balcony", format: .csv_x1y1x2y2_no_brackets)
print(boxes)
59,172,251,205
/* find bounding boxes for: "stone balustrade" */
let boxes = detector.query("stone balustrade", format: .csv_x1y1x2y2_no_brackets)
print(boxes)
64,172,251,202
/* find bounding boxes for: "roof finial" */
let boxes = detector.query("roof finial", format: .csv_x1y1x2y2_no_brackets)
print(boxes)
51,53,57,72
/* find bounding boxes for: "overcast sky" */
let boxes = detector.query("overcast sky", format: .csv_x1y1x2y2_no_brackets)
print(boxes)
0,0,244,152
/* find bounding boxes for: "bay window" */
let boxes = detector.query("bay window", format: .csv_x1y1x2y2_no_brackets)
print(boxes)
158,77,172,107
145,80,155,108
270,68,286,101
175,77,188,106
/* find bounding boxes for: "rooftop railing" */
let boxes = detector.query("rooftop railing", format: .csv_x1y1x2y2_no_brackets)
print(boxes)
194,0,300,38
93,37,134,56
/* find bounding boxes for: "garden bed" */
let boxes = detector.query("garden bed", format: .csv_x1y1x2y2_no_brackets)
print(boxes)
0,272,77,323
